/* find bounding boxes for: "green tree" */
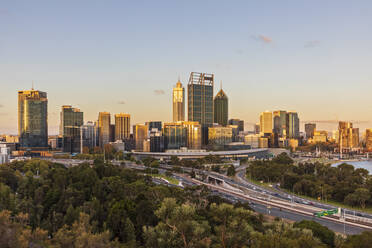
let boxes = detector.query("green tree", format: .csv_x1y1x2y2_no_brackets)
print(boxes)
293,220,335,247
226,165,236,177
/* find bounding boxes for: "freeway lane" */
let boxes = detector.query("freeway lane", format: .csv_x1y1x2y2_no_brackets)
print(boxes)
250,203,365,235
43,158,371,234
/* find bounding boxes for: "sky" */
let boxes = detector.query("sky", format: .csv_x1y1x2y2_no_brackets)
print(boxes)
1,0,372,135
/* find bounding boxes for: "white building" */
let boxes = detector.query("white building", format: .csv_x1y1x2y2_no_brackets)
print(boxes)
0,144,10,164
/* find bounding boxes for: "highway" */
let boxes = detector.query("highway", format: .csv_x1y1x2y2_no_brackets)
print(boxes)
44,158,372,235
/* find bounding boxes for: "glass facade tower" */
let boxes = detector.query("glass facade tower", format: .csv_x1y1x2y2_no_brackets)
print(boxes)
60,105,84,153
214,88,228,126
187,72,214,145
173,80,185,122
18,90,48,149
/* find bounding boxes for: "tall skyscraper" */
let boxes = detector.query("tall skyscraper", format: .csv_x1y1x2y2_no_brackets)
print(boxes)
18,89,48,149
173,80,185,122
338,122,359,148
98,112,111,147
133,124,148,151
259,111,273,134
287,111,300,139
214,87,228,126
115,113,130,141
60,105,84,153
82,121,98,149
188,72,214,145
365,129,372,151
305,123,316,139
273,111,287,137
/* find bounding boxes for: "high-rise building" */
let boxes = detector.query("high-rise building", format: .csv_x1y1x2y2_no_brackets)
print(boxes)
208,125,233,148
254,123,260,134
173,80,185,122
214,87,228,126
149,131,165,152
188,72,214,145
98,112,111,148
145,121,162,132
60,105,84,153
182,121,202,149
273,111,287,137
163,122,187,149
259,111,273,134
338,122,359,149
228,119,244,133
287,111,300,139
365,129,372,151
305,123,316,139
133,124,148,151
82,121,98,149
115,113,130,141
18,89,48,149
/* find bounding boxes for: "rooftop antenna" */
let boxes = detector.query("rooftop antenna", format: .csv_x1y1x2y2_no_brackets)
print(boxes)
220,80,222,90
32,81,34,90
178,75,181,82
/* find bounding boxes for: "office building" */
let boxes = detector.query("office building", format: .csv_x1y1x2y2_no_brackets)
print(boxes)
133,124,148,151
338,122,359,149
254,123,260,134
311,130,328,143
146,121,162,132
259,111,273,134
365,129,372,152
287,111,300,139
0,144,10,164
18,89,48,149
98,112,111,148
188,72,214,145
82,121,98,149
208,125,233,148
182,121,202,149
214,87,228,126
273,111,287,138
115,113,130,141
229,119,244,133
173,80,185,122
305,123,316,139
60,105,84,153
163,122,187,149
150,131,165,152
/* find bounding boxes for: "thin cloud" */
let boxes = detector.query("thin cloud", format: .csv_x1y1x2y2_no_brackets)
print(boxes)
0,104,3,108
304,40,320,48
118,100,126,105
251,35,272,44
154,90,165,95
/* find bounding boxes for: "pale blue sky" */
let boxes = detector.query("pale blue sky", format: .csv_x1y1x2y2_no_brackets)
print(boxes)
1,0,372,134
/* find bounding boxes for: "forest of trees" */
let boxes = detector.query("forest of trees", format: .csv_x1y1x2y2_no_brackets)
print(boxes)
0,158,371,247
247,153,372,209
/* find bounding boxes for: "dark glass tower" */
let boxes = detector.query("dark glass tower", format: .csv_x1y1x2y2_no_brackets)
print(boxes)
187,72,214,145
213,88,228,126
60,105,84,153
18,90,48,149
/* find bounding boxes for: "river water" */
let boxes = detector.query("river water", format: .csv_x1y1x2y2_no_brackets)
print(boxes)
332,160,372,174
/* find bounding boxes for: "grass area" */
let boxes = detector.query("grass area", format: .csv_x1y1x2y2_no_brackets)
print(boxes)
151,174,179,185
245,173,372,213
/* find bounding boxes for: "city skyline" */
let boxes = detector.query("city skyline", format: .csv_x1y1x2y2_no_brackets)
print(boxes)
1,1,372,134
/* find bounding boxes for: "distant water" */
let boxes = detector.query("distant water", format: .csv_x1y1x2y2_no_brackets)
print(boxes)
332,160,372,174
